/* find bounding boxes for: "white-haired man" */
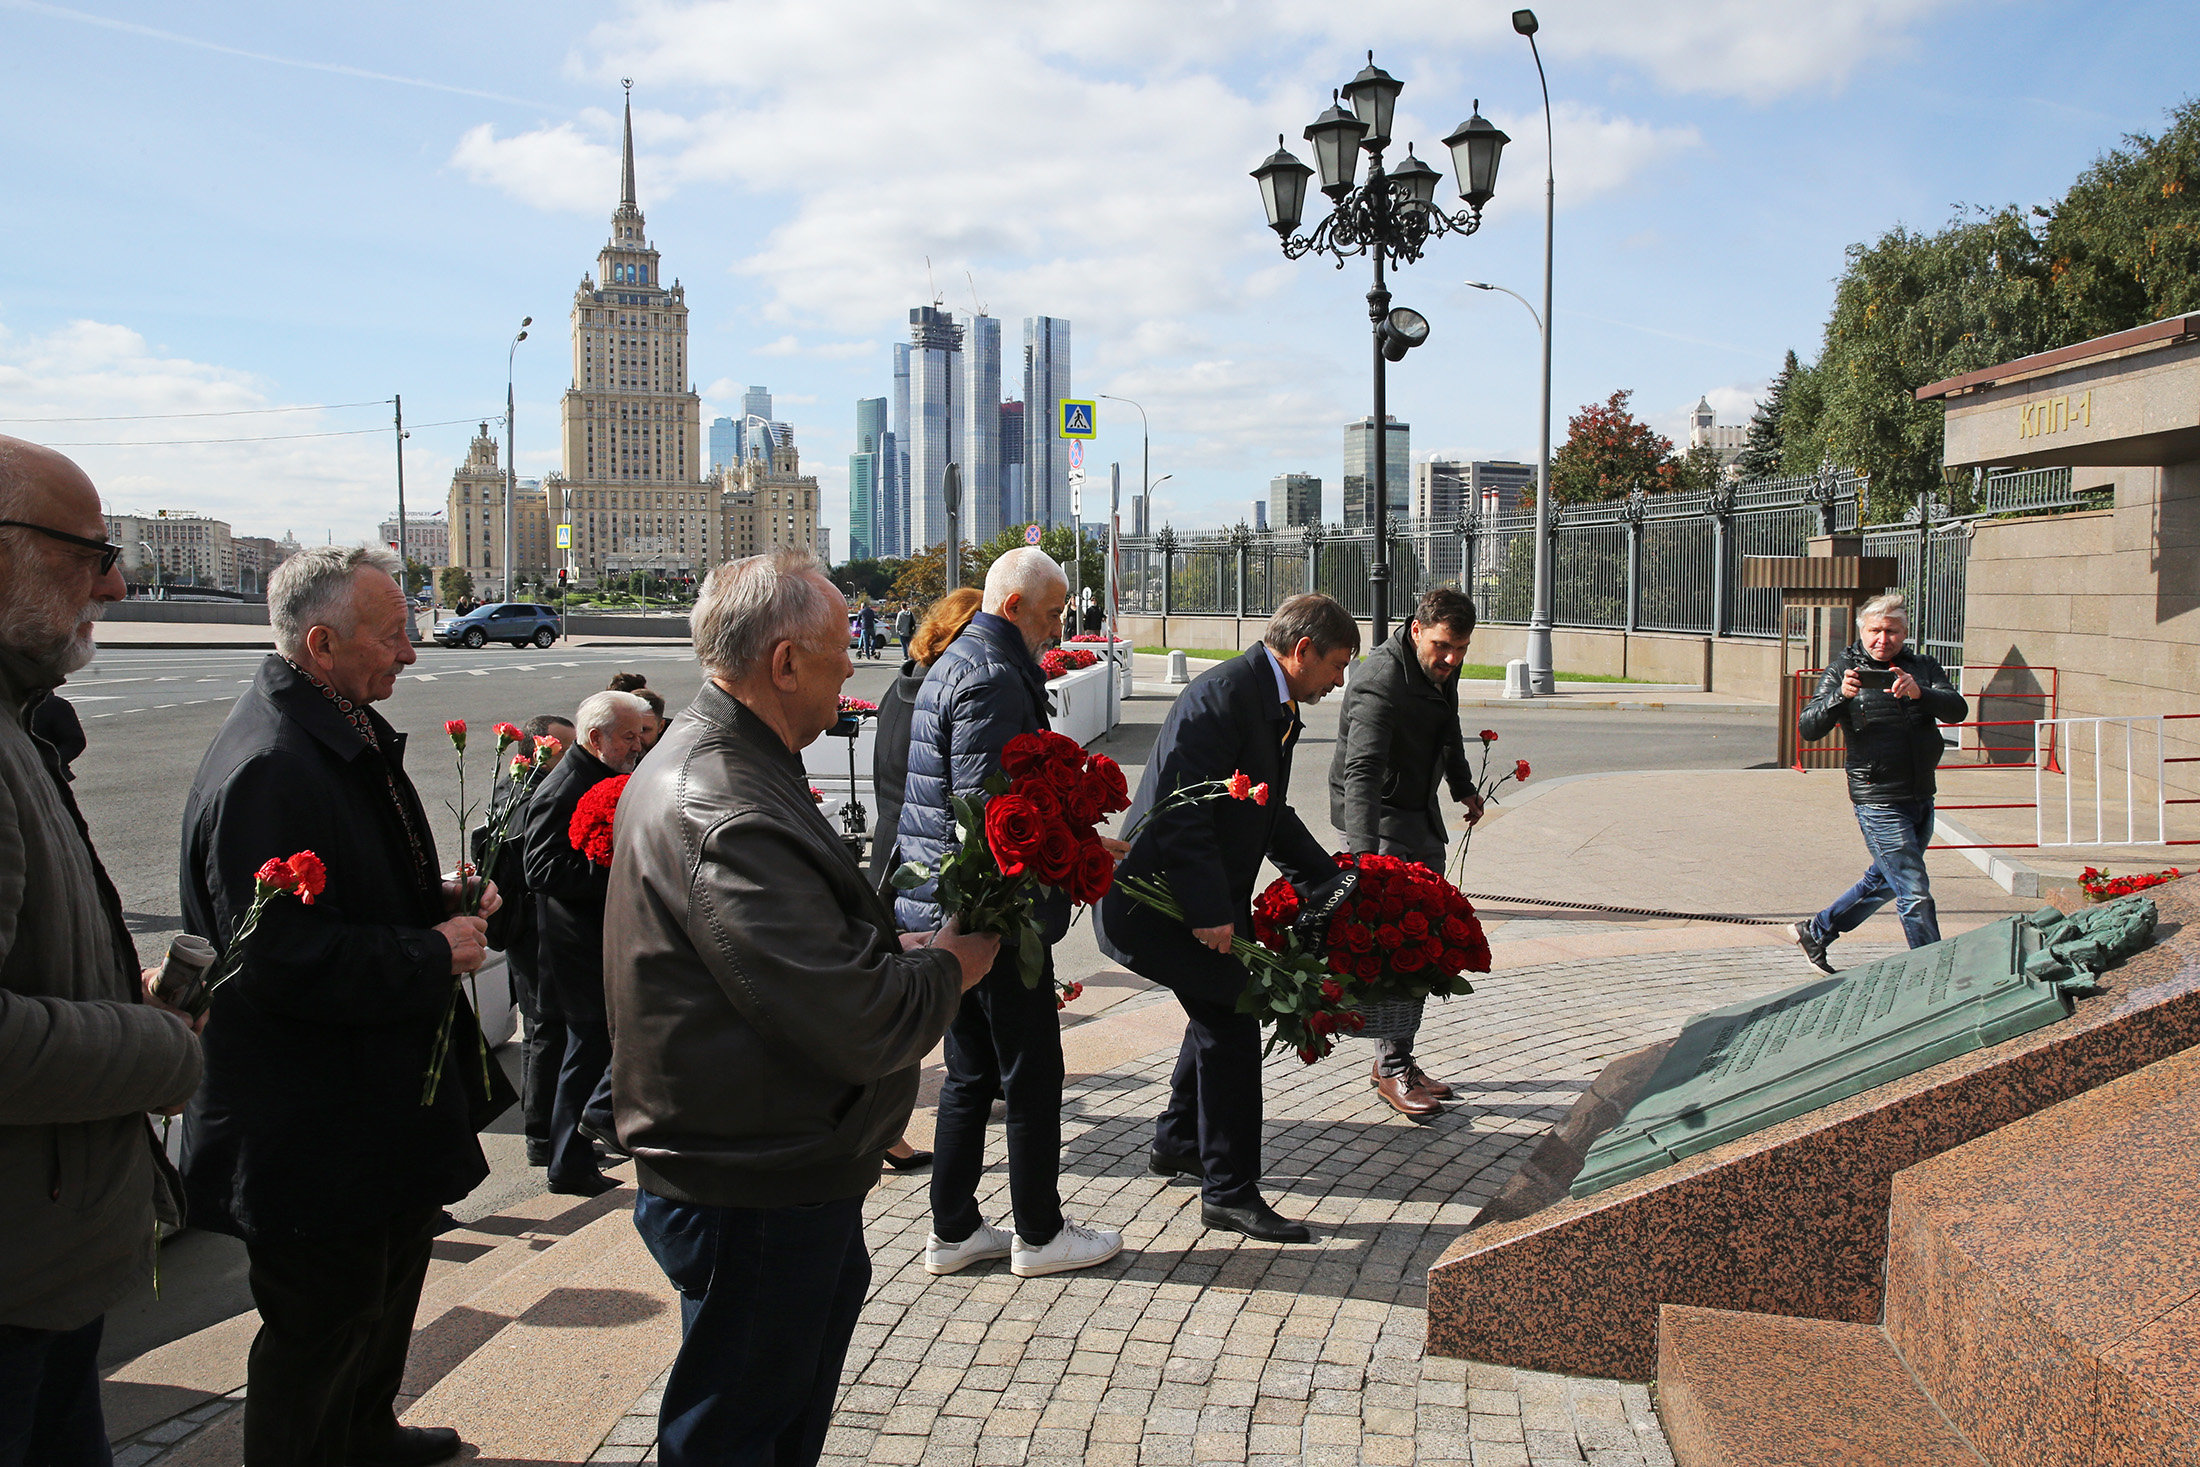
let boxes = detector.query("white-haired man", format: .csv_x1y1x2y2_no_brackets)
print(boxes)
1789,592,1969,972
604,549,998,1467
898,546,1125,1279
182,543,506,1467
522,688,651,1196
0,437,202,1465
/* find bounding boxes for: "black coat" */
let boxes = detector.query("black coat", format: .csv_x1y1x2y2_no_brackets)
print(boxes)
1798,643,1968,805
864,658,928,894
179,657,494,1241
1328,622,1471,853
523,744,619,1023
1096,643,1335,1006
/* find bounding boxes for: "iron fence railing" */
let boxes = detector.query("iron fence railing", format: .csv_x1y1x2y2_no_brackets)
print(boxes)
1111,465,2073,659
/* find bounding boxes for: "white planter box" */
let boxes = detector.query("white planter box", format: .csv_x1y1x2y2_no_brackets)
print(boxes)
1046,661,1116,747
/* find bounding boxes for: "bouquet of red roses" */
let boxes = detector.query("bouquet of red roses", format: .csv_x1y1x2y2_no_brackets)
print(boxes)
1039,647,1101,680
1259,853,1488,1009
892,730,1130,1001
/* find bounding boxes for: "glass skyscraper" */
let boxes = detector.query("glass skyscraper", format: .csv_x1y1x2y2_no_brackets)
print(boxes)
849,397,887,561
957,315,1002,542
1022,317,1072,528
709,416,739,475
906,307,961,552
1342,416,1410,528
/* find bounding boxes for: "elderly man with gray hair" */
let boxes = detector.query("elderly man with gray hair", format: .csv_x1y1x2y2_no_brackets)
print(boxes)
605,548,998,1467
0,437,202,1466
1789,591,1968,973
522,687,652,1196
899,546,1125,1281
181,542,507,1467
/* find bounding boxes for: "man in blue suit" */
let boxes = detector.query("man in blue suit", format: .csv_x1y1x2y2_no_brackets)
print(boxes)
1096,594,1357,1242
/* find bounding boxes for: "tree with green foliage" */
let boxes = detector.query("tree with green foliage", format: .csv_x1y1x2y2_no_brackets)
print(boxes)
831,557,901,602
1549,389,1676,504
1737,351,1797,481
2042,97,2200,341
888,540,983,605
1673,443,1730,496
970,523,1104,597
437,565,474,605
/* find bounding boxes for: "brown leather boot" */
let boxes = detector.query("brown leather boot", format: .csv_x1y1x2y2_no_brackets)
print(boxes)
1372,1066,1442,1118
1405,1065,1455,1100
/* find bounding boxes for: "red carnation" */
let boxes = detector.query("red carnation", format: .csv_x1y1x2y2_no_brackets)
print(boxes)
1515,759,1531,783
444,719,467,750
983,795,1047,878
286,850,327,905
254,857,292,891
1250,782,1270,806
1226,771,1253,800
1480,729,1498,743
494,721,522,748
568,775,631,868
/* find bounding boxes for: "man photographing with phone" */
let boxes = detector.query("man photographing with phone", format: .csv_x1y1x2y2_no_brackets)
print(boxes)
1787,592,1968,973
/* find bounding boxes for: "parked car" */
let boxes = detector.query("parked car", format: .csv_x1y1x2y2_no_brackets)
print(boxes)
434,601,563,649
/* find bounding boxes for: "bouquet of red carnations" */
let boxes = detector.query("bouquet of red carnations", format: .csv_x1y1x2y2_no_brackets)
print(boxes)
1039,647,1101,680
569,774,631,867
892,730,1130,1001
1256,852,1489,1007
2079,865,2182,901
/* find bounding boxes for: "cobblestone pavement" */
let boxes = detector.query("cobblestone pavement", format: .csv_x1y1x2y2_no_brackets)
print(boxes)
585,939,1899,1467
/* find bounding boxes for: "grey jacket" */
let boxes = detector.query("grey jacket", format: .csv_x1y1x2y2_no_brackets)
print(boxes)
603,681,964,1208
1329,623,1472,855
0,647,201,1330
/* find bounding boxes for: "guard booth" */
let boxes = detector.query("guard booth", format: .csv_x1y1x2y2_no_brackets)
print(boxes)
1742,537,1899,768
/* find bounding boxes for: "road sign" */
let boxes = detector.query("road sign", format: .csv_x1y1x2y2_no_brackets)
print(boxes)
1059,400,1096,439
556,523,572,549
1069,462,1085,516
1024,524,1042,545
1067,440,1085,468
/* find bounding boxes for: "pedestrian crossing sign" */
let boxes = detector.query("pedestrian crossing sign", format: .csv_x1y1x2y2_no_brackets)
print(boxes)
1059,400,1096,439
556,524,572,549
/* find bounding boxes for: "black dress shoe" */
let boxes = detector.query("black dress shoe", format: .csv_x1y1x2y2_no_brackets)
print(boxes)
1201,1200,1312,1243
884,1148,933,1172
353,1424,465,1467
576,1119,630,1160
524,1140,551,1167
547,1172,619,1198
1148,1150,1202,1180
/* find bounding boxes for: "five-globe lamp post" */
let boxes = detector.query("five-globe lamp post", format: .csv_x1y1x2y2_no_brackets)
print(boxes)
1253,53,1507,644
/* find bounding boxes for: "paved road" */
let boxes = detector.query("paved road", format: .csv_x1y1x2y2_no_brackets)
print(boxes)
70,640,1774,1369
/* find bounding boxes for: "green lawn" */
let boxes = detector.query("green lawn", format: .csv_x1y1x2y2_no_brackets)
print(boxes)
1135,647,1646,683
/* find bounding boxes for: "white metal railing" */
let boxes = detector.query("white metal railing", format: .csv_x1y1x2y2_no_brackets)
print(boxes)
2034,715,2167,847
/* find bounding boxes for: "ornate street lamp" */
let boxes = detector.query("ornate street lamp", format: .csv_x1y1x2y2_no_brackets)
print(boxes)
1253,54,1507,643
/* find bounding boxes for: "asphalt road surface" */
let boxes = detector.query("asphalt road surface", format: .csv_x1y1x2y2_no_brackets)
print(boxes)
69,639,1774,1367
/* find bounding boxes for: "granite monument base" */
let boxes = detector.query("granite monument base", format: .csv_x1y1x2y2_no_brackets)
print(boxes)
1426,877,2200,1379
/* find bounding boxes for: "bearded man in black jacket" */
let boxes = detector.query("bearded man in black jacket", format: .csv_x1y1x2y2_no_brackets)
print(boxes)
1788,592,1969,973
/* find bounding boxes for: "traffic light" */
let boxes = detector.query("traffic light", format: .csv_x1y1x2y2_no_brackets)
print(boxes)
557,567,568,586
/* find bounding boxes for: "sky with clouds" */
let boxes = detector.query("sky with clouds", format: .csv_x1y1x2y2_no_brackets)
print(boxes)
2,0,2194,551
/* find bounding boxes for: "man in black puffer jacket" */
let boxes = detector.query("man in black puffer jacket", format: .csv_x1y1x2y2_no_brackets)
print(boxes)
896,548,1124,1281
1788,592,1968,972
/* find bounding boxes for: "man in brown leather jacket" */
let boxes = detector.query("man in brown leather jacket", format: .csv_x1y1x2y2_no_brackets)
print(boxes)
604,548,997,1467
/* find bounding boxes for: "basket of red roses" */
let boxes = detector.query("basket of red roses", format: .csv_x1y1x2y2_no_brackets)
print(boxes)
1253,853,1488,1040
891,730,1129,1003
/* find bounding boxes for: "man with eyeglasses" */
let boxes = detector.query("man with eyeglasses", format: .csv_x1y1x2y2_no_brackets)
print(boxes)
0,436,204,1465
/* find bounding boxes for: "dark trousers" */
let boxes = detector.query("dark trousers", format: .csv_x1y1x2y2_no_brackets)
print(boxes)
512,964,563,1155
548,1018,615,1188
241,1207,439,1467
932,959,1065,1247
1155,990,1265,1209
0,1317,109,1467
632,1191,870,1467
1371,829,1446,1076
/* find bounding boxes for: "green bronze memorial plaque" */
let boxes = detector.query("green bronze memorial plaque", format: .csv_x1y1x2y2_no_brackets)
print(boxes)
1571,897,2159,1197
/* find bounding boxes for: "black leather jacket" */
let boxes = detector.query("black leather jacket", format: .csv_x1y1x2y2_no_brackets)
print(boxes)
1798,643,1968,805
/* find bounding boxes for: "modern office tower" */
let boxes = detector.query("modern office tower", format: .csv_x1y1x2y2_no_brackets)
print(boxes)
1468,460,1537,516
958,314,1002,540
1252,501,1268,532
1341,416,1411,528
1022,316,1072,527
552,89,714,585
1270,472,1323,528
906,306,962,551
709,416,739,474
1411,459,1469,522
1130,494,1145,536
887,343,912,557
743,385,772,426
998,401,1026,526
849,396,887,561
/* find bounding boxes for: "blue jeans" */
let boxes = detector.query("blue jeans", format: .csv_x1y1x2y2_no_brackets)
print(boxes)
632,1190,870,1467
1810,800,1941,950
0,1318,109,1467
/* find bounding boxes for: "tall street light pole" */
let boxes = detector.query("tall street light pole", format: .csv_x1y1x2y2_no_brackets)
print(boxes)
1097,391,1150,644
393,395,418,640
1252,54,1508,646
504,316,531,600
1514,9,1558,694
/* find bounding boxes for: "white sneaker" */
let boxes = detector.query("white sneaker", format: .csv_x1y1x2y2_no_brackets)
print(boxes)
1010,1218,1124,1278
924,1222,1012,1275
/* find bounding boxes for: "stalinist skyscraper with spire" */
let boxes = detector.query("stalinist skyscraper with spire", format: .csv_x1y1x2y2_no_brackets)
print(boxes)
547,84,716,583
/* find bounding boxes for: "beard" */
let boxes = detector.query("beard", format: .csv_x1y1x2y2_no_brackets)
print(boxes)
1,585,103,677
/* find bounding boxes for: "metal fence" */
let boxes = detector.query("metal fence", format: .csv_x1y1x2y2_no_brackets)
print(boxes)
1112,466,2096,666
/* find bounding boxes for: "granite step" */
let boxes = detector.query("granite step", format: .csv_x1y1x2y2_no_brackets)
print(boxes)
1656,1305,1985,1467
103,1166,643,1460
1882,1044,2200,1466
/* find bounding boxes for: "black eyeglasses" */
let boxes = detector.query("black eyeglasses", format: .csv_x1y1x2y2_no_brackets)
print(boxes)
0,520,123,575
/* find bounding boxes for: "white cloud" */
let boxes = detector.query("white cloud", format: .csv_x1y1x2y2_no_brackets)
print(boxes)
1543,0,1968,104
0,314,475,544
